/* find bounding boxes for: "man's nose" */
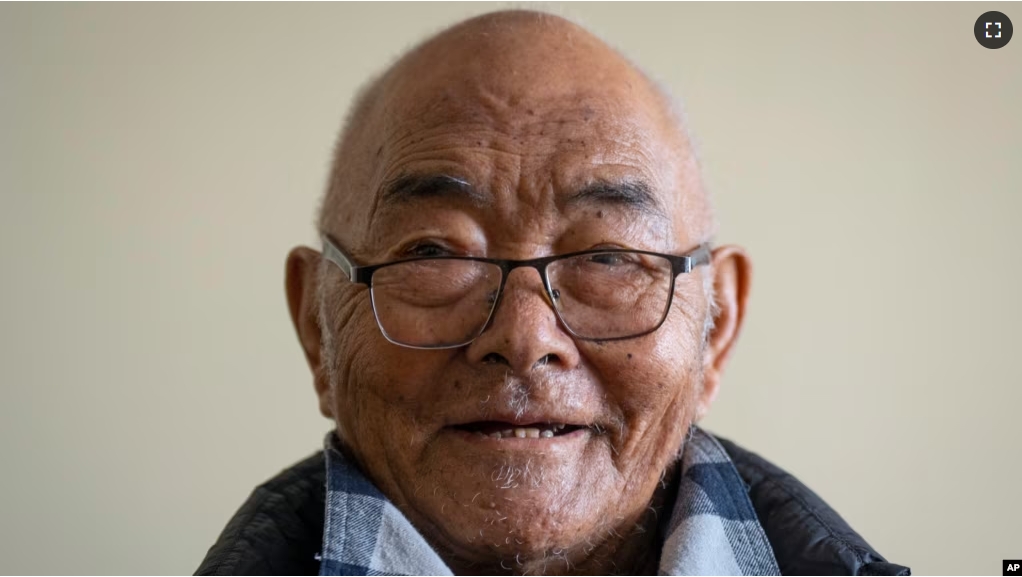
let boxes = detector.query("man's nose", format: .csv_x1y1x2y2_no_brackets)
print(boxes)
465,266,581,375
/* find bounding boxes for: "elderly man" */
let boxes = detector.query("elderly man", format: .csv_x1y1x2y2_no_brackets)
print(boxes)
198,11,907,577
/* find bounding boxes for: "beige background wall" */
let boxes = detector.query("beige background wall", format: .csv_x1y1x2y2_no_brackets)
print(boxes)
1,3,1019,574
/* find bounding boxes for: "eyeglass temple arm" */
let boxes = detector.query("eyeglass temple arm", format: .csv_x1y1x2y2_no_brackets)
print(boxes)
675,244,712,275
322,235,365,284
690,244,712,268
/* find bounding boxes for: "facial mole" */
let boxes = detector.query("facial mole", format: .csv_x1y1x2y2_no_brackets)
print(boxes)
627,353,633,359
596,210,604,219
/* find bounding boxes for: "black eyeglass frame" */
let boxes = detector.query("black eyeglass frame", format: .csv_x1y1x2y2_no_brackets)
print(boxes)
321,234,712,349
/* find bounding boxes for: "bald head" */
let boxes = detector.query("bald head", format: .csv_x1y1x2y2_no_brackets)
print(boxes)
318,10,713,241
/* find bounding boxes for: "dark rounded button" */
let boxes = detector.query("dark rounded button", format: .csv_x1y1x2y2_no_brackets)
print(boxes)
975,11,1012,49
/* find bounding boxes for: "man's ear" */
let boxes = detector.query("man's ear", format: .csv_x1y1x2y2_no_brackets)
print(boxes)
696,245,752,421
285,246,333,419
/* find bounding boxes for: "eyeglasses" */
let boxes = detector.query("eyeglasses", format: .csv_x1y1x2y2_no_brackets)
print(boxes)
321,235,711,350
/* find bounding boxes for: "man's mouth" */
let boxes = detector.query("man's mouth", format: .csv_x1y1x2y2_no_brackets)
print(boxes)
452,421,585,439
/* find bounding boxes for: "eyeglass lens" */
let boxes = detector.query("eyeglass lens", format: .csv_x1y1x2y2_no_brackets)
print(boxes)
369,252,674,348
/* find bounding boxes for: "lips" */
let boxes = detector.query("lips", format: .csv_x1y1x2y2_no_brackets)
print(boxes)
452,421,585,439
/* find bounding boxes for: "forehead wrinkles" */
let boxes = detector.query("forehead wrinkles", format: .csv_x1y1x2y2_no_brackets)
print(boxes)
381,81,655,154
368,86,674,221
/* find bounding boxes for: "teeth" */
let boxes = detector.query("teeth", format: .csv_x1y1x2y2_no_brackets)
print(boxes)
479,425,566,440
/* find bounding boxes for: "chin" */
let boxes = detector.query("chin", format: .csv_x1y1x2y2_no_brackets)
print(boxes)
395,439,623,567
420,499,607,574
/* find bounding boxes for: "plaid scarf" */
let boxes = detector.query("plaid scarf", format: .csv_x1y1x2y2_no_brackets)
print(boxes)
319,427,779,576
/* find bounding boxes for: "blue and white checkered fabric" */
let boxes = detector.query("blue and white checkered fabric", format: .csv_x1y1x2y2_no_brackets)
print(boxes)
319,427,779,576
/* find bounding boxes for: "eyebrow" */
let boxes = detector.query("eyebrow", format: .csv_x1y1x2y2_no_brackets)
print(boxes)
567,179,668,221
378,173,668,222
379,174,491,208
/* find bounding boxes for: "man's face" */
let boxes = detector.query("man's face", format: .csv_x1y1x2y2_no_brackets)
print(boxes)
289,16,737,573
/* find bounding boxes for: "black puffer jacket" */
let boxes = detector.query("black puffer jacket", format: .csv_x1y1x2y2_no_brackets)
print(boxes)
196,436,910,575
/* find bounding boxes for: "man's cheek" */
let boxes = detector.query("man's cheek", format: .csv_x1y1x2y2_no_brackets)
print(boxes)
617,382,691,450
599,348,701,469
333,341,449,443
